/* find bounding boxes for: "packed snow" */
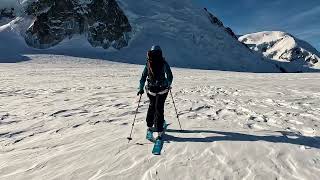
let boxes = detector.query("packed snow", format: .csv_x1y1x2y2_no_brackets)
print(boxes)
1,55,320,180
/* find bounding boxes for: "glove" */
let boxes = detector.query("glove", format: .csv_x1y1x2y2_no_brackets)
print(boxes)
137,89,144,96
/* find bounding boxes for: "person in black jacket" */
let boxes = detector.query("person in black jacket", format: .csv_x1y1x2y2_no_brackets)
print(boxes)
137,45,173,140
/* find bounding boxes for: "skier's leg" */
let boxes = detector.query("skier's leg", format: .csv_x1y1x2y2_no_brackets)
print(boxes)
146,93,156,128
154,93,168,133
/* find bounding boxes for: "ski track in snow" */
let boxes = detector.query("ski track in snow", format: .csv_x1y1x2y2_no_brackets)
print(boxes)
0,55,320,180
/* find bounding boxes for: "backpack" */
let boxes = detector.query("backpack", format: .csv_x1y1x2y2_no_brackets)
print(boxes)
146,50,167,93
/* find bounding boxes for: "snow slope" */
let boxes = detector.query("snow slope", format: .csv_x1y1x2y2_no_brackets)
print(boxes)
239,31,320,69
114,0,275,72
0,0,19,10
0,0,278,72
1,55,320,180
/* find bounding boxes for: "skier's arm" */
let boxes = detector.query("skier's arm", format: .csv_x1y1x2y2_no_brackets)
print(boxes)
139,66,148,91
165,62,173,87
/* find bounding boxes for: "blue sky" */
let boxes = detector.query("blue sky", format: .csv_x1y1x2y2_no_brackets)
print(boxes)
197,0,320,51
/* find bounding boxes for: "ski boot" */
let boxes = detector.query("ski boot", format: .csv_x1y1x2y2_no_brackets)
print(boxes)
146,128,155,142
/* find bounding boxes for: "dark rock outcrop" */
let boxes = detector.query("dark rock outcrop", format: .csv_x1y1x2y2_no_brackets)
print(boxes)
25,0,77,48
225,27,238,40
204,8,224,27
0,8,16,26
0,8,15,19
87,0,131,49
25,0,131,49
203,8,251,50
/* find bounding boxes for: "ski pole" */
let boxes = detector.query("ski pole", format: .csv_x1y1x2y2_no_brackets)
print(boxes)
169,89,183,131
127,94,142,143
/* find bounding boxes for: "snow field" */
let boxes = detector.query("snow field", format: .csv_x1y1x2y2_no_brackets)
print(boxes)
1,55,320,180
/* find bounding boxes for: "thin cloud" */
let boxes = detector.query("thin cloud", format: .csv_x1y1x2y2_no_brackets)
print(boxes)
289,5,320,22
296,29,320,37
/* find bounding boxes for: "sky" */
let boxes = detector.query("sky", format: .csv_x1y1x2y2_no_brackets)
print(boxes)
197,0,320,51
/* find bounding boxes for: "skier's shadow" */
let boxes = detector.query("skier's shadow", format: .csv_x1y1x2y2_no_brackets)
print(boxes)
165,129,320,149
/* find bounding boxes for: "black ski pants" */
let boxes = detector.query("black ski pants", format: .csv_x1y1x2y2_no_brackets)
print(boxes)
146,93,168,132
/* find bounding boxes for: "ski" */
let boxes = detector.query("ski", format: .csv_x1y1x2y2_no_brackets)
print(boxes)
152,138,163,155
152,121,168,155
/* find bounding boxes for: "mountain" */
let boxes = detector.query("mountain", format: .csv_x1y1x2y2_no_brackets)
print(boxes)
239,31,320,70
0,0,278,72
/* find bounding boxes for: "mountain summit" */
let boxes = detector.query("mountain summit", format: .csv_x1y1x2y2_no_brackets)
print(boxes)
239,31,320,69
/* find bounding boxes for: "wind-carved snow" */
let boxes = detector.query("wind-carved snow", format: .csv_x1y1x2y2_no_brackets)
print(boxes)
0,55,320,180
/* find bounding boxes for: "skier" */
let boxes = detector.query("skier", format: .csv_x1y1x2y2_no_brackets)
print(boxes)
137,45,173,149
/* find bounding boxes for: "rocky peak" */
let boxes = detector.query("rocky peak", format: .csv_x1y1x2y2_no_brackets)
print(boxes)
24,0,131,49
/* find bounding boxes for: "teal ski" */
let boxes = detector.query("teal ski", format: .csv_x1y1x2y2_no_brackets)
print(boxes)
152,121,168,155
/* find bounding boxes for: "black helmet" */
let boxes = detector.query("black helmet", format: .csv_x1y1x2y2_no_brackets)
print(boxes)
148,45,163,61
150,45,162,52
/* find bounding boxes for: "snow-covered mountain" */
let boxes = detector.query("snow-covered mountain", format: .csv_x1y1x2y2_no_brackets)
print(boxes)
239,31,320,68
0,0,279,72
